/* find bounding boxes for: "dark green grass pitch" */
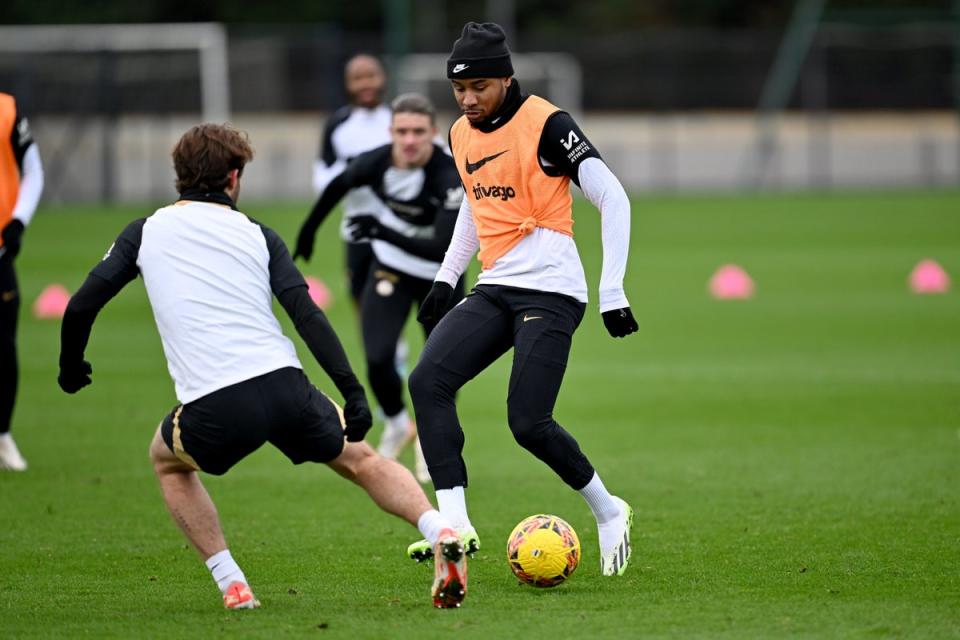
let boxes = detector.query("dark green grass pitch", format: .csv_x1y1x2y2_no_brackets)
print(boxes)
1,191,958,638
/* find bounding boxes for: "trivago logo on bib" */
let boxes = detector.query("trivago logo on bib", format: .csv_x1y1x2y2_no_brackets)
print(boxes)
471,183,517,201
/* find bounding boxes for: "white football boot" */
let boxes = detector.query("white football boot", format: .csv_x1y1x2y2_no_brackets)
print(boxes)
0,433,27,471
599,496,633,576
376,419,415,460
413,436,431,484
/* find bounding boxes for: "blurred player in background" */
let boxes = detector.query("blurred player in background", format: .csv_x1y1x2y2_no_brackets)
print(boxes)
312,53,392,310
58,123,467,610
0,92,44,472
408,22,639,577
312,53,415,420
295,94,465,485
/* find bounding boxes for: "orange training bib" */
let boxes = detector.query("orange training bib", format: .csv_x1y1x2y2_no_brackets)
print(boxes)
0,93,20,244
450,95,573,270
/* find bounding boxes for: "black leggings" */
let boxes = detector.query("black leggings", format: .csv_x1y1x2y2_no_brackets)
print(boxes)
408,284,594,491
345,241,375,304
360,260,463,417
0,258,19,435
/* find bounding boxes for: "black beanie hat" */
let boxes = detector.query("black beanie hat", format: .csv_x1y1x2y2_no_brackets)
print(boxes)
447,22,514,79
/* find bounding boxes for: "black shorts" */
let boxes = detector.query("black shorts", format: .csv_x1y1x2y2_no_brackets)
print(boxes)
160,367,345,476
345,241,374,303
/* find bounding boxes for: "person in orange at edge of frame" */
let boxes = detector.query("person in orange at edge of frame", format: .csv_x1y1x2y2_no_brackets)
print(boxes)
57,123,468,610
0,92,44,472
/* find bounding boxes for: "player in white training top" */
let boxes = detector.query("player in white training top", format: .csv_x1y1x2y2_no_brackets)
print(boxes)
58,123,467,610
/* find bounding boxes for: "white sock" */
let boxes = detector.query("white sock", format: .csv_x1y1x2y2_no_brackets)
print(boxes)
417,509,455,546
205,549,247,594
578,473,620,525
385,409,409,435
0,433,13,445
435,486,472,531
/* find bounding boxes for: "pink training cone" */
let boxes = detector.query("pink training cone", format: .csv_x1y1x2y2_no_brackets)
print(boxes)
909,259,950,294
305,276,332,309
709,264,755,300
33,284,71,319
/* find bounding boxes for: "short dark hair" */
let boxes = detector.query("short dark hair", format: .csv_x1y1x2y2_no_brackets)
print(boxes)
171,123,254,193
390,93,436,125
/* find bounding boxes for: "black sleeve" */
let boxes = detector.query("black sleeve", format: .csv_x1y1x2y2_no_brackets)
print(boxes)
10,110,35,174
318,106,350,166
276,286,364,399
537,111,603,188
61,219,145,365
89,219,144,287
373,209,458,263
301,148,382,234
259,224,306,295
60,274,129,366
300,171,353,234
370,162,463,262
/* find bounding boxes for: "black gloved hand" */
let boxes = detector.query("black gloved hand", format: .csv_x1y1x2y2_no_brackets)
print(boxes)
293,225,317,262
347,215,382,242
342,388,373,442
58,359,93,393
417,282,456,325
601,307,638,338
1,219,24,260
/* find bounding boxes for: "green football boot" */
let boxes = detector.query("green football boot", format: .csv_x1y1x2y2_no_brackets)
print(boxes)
408,527,480,562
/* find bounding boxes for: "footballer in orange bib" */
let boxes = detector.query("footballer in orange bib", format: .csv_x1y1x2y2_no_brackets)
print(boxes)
407,22,639,580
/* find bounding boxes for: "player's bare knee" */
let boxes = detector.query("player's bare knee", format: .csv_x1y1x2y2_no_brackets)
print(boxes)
328,439,377,480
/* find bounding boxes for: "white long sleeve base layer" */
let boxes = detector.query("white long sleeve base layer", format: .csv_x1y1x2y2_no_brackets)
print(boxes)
434,157,631,312
12,145,43,226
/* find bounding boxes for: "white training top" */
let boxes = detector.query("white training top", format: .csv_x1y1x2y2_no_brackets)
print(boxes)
312,104,393,241
435,157,631,312
137,201,302,403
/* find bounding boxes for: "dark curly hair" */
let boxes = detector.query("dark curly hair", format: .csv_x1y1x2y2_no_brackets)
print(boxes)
172,123,254,193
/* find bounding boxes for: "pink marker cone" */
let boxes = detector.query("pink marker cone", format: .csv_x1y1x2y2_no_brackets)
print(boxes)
304,276,332,309
909,259,949,294
709,264,755,300
33,284,71,319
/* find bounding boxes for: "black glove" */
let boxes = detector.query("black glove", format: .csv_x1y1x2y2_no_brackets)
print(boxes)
293,225,317,262
1,219,24,260
347,215,382,242
601,307,638,338
58,359,93,393
342,388,373,442
417,282,456,325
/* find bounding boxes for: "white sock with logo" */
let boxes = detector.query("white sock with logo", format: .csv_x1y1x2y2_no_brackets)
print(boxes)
435,486,473,531
205,549,247,594
417,509,455,546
